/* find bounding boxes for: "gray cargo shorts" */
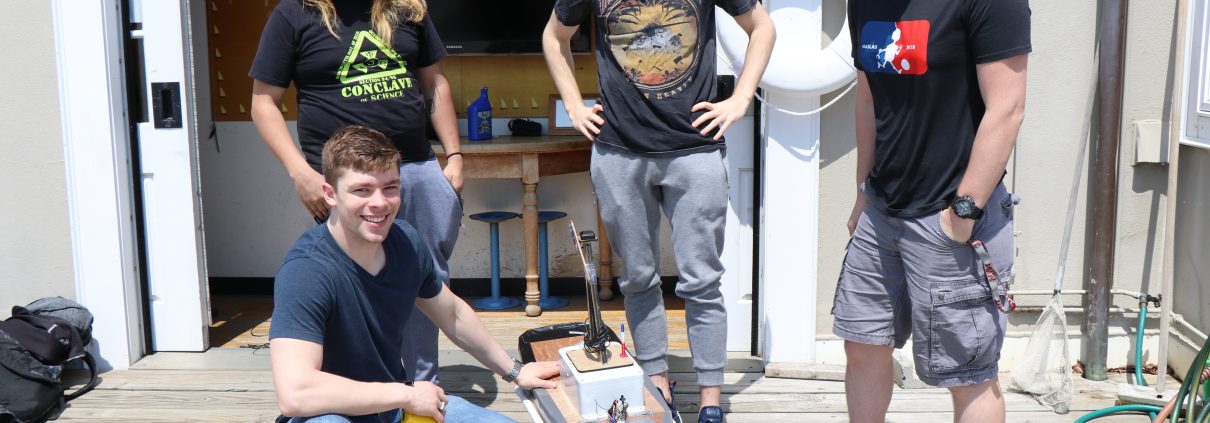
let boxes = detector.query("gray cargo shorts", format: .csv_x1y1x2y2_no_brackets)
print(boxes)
832,184,1018,388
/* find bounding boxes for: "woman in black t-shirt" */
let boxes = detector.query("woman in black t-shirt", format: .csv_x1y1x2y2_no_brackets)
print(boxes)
249,0,463,385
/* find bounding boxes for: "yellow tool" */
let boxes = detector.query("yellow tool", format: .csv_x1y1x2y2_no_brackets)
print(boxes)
401,413,436,423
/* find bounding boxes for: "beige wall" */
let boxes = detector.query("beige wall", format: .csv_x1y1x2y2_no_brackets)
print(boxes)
0,1,77,315
814,0,1176,365
1173,145,1210,339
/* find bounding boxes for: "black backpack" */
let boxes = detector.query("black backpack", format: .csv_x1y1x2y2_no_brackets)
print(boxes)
0,298,100,423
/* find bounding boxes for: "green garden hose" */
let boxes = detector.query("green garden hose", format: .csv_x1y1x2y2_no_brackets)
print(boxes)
1078,302,1158,421
1075,405,1163,422
1140,304,1156,420
1074,298,1210,422
1168,335,1210,422
1138,303,1149,387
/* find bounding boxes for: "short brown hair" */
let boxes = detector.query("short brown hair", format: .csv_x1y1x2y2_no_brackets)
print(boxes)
321,125,401,185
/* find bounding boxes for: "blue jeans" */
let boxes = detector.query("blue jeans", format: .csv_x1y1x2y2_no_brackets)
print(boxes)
287,396,513,423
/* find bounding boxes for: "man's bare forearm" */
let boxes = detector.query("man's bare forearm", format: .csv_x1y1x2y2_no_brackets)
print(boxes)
955,56,1028,207
280,371,409,416
955,108,1022,206
435,298,515,378
271,339,412,417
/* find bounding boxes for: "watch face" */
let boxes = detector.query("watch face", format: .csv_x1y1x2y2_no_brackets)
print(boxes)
954,200,973,216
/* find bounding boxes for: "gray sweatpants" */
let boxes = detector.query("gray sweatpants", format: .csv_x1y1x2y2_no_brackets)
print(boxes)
398,158,463,383
590,144,729,387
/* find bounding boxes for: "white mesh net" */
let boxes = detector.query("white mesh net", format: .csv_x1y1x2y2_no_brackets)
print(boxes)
1010,296,1073,414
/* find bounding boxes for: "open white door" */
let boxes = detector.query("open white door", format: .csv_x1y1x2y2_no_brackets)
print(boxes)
135,0,211,351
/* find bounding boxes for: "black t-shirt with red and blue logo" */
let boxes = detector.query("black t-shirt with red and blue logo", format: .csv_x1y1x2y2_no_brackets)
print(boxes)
849,0,1031,217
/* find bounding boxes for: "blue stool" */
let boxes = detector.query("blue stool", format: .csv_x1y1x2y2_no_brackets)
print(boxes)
537,211,570,310
469,211,524,310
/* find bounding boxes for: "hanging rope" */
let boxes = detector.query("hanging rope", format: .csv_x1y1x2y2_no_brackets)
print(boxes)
758,81,857,116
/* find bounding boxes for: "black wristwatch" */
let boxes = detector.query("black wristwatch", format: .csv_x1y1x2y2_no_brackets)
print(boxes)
502,358,523,383
950,195,984,220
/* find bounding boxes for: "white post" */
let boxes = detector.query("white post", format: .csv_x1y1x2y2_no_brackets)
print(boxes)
758,0,823,364
760,94,822,364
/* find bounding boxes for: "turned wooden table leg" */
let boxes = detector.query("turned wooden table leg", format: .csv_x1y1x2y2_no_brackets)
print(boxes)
522,155,542,316
596,203,615,300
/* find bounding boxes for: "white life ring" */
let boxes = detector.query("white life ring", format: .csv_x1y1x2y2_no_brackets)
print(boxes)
717,1,856,97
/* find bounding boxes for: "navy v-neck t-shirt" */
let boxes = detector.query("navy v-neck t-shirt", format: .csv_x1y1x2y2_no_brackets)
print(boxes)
270,220,442,413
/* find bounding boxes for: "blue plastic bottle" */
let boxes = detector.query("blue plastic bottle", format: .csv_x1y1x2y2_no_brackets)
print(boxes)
467,87,493,141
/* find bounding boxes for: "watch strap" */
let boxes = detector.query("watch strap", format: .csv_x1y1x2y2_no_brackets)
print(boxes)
503,358,523,383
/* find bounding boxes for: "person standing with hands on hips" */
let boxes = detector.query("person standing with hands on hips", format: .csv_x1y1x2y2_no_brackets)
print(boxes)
833,1,1031,422
543,1,775,422
250,0,463,384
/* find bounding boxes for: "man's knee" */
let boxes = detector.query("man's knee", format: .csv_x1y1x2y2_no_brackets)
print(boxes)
673,279,723,304
844,341,893,365
618,275,663,296
947,377,1002,398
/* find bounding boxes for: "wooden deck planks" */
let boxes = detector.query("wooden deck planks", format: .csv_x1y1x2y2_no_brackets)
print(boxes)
87,296,1162,422
59,347,1157,423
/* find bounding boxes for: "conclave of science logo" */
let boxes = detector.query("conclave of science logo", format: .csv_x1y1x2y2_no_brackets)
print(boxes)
336,30,415,103
603,0,702,100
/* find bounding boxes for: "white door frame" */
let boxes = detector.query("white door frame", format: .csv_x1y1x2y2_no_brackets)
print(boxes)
52,0,145,370
53,0,213,367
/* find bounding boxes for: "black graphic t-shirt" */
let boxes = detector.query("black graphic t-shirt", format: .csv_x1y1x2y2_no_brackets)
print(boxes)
849,0,1030,217
556,0,756,155
251,0,446,168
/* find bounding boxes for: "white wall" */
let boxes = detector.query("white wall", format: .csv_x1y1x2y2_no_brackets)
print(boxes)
199,121,694,280
0,1,76,314
1173,144,1210,350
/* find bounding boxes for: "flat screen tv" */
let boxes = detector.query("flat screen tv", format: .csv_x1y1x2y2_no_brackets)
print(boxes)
428,1,591,55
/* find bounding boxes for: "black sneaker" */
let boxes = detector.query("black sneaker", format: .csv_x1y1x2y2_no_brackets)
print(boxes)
698,405,724,423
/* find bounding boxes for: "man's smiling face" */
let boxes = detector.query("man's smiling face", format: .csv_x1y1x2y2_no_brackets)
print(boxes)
325,167,401,246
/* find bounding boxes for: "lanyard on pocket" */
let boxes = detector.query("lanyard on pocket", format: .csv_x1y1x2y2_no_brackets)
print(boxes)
971,240,1015,313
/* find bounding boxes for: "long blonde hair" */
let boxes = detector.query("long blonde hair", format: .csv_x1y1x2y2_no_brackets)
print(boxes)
302,0,427,45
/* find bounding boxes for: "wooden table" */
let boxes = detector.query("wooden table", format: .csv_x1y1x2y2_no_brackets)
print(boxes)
435,136,614,316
